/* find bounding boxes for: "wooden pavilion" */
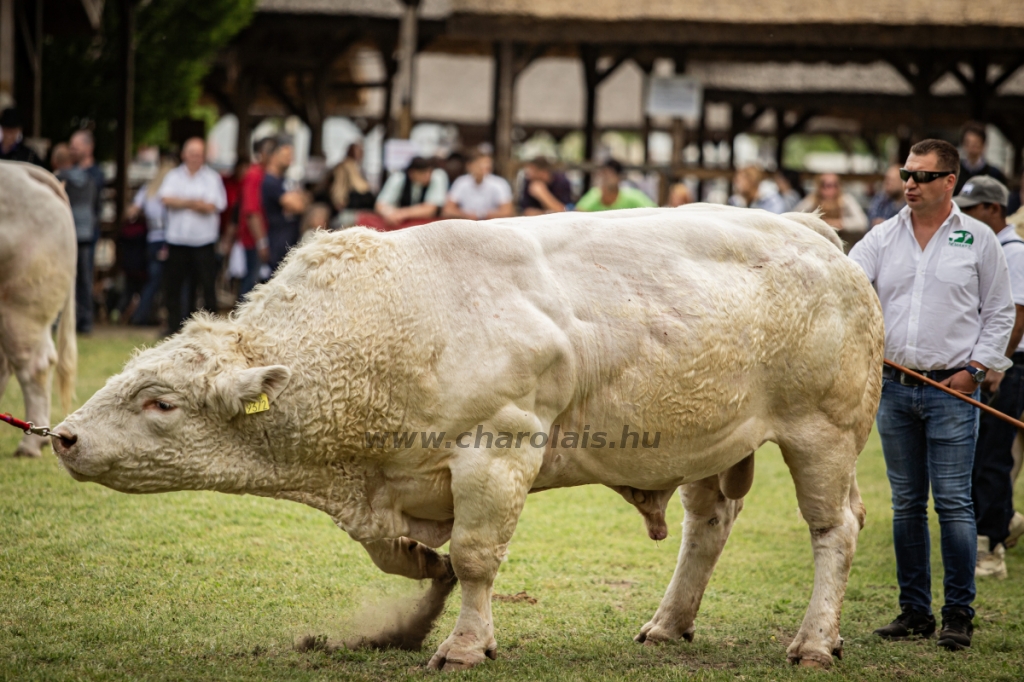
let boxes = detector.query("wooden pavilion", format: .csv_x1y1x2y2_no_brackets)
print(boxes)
202,0,1024,183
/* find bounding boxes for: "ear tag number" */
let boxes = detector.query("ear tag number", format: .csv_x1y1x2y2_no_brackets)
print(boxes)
244,393,270,415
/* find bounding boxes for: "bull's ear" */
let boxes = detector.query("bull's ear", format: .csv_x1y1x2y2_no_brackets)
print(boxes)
209,365,292,417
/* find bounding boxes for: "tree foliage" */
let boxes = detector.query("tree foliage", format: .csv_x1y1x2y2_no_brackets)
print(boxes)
42,0,256,159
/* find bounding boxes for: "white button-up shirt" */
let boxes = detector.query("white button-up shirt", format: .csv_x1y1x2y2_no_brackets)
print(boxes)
157,164,227,247
849,203,1015,372
997,225,1024,354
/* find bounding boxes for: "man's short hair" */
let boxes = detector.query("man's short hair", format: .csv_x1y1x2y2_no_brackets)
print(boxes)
406,156,432,172
274,134,294,149
466,149,491,165
960,121,987,144
527,156,552,172
909,139,961,179
254,136,278,159
602,158,624,175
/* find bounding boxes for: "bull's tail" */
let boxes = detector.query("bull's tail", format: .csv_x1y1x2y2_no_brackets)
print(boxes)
55,277,77,415
782,211,843,251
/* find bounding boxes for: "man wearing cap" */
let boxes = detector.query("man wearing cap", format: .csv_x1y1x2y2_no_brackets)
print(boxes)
849,139,1015,651
0,108,44,167
954,175,1024,579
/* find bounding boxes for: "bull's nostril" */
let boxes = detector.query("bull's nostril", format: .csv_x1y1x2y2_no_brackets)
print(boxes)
52,430,77,450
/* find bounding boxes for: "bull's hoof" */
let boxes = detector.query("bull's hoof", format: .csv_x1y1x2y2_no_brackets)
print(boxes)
635,621,693,645
13,445,43,458
427,633,496,671
787,652,833,669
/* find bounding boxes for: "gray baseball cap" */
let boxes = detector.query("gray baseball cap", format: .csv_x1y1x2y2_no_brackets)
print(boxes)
955,175,1010,208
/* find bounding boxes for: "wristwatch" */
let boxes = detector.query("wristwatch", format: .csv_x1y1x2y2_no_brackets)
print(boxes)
965,365,987,384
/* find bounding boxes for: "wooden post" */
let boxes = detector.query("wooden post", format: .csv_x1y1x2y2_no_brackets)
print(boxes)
235,73,253,163
395,0,420,139
775,109,786,171
494,40,514,181
115,0,136,232
31,0,41,137
0,0,13,106
581,45,598,166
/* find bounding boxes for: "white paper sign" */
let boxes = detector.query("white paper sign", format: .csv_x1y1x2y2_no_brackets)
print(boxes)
646,76,704,118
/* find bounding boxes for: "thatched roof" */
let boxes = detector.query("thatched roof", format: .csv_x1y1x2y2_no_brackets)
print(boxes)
449,0,1024,27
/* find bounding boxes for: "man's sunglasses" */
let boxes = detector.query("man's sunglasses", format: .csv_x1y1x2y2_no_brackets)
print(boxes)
899,169,955,183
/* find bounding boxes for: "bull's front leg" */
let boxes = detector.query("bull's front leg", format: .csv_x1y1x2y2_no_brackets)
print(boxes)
428,423,543,671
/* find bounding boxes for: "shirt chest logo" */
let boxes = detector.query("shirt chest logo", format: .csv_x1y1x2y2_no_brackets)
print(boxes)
949,230,974,247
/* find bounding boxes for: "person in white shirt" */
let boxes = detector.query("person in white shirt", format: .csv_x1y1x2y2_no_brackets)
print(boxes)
953,176,1024,580
849,139,1015,651
158,137,227,334
443,151,513,220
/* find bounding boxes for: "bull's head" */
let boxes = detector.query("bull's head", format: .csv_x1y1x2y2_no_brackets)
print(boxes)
52,319,291,494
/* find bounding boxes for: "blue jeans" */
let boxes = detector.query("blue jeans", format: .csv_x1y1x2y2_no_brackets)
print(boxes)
876,378,979,619
238,247,262,300
75,242,94,333
130,241,166,325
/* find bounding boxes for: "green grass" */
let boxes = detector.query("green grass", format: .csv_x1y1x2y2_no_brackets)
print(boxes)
2,330,1023,681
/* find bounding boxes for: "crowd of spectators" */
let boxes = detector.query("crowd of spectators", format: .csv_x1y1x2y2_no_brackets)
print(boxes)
18,107,1024,339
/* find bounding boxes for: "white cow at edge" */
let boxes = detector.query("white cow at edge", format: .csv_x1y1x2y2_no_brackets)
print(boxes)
0,161,77,457
52,206,883,670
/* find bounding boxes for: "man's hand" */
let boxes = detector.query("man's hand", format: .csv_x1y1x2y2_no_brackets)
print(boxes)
528,180,552,201
982,370,1005,395
941,369,980,395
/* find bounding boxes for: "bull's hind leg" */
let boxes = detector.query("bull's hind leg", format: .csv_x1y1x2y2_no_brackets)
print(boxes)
636,474,743,644
779,425,863,668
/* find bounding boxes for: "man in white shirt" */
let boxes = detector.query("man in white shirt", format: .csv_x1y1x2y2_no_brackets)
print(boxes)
953,176,1024,579
443,151,513,220
849,139,1015,651
158,137,227,334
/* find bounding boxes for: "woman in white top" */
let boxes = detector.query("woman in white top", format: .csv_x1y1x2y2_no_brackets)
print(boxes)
795,173,869,250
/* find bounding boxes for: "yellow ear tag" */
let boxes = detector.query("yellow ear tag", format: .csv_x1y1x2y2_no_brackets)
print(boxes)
244,393,270,415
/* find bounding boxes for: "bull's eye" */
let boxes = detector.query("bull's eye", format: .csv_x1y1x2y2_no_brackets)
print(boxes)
145,399,177,412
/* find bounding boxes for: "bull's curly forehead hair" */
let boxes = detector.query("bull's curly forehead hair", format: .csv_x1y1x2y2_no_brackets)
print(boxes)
117,315,245,404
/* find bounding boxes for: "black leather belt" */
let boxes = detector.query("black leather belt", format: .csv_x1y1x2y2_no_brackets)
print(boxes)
882,366,966,386
1012,352,1024,367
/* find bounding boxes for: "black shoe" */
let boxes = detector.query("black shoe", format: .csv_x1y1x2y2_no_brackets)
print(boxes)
873,610,936,639
937,608,973,651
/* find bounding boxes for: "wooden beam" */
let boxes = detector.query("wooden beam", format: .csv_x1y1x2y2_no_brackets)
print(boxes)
264,76,307,122
0,0,13,105
446,16,1024,50
115,0,137,233
494,40,515,181
991,57,1024,92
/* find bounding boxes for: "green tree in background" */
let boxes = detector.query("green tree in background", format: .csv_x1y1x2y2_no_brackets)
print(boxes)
41,0,255,159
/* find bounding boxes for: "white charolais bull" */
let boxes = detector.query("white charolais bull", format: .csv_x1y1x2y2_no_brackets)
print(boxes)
52,206,883,669
1,161,77,457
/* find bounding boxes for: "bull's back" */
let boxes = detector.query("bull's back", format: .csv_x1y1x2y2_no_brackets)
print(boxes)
496,207,880,486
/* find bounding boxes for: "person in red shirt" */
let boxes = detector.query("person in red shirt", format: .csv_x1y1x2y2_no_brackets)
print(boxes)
237,137,277,298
